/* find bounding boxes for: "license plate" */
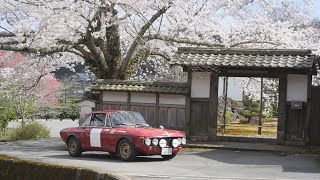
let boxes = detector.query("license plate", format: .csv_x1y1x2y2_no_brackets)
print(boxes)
161,148,172,155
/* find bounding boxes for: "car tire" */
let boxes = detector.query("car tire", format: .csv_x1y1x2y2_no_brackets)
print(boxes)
161,153,177,160
67,136,82,157
117,139,137,161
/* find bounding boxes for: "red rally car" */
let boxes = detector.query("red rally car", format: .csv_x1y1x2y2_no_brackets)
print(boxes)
60,110,186,161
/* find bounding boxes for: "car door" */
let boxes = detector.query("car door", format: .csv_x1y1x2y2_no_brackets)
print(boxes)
78,113,92,149
100,114,113,152
84,113,106,151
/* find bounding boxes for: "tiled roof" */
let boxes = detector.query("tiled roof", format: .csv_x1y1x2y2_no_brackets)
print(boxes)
91,79,189,94
170,47,316,69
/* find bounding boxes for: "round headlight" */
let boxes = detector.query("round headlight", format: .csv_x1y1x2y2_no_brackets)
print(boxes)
172,139,179,148
152,138,159,146
144,138,151,146
177,138,182,145
159,139,167,148
181,137,187,145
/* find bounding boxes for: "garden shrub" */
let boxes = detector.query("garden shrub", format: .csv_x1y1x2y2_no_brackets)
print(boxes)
8,122,50,141
58,103,80,121
36,103,80,120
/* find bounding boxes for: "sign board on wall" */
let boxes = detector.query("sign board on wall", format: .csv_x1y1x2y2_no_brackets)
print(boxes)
191,72,211,98
287,74,308,102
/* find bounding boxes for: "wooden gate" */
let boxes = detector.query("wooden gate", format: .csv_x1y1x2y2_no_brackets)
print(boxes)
310,86,320,145
190,99,209,139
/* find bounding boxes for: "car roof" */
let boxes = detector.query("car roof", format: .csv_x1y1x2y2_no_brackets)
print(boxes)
91,110,122,114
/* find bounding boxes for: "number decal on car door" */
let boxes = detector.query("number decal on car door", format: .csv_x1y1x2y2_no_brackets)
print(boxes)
90,128,102,147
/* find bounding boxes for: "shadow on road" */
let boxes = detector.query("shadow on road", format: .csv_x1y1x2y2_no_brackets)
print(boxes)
2,138,320,175
192,149,320,173
0,138,66,152
46,153,166,163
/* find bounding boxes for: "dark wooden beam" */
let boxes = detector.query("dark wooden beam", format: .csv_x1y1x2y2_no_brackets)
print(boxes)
208,73,219,141
304,73,312,145
155,93,160,127
185,71,192,137
127,92,131,111
277,73,287,144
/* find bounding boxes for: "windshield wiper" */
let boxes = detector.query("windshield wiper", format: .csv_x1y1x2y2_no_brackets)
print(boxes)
135,123,150,127
115,123,128,126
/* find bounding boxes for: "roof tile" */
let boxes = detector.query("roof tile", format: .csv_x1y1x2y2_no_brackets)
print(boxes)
91,79,189,94
170,48,315,69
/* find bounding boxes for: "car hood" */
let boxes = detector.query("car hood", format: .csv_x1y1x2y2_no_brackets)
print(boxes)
121,127,185,137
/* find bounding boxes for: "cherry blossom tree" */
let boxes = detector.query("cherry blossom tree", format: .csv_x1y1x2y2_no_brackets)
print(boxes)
0,0,318,81
0,51,61,124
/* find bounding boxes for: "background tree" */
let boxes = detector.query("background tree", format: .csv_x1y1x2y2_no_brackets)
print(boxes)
0,0,318,81
0,78,17,131
0,51,61,125
240,93,261,123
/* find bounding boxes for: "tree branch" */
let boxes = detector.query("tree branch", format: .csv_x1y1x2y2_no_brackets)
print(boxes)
120,5,170,77
230,41,281,47
0,31,15,38
145,34,224,47
0,44,76,55
149,51,171,61
24,73,46,91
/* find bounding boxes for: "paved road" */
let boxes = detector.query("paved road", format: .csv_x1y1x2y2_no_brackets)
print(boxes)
0,138,320,180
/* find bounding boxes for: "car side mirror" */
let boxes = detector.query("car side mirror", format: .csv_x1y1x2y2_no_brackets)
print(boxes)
159,125,164,130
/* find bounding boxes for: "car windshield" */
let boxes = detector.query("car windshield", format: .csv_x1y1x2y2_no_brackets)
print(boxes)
110,111,149,127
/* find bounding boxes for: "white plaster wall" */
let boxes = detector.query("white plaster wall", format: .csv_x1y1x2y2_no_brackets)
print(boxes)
78,100,95,108
191,72,211,98
103,91,127,102
78,100,96,118
79,106,93,118
159,94,186,105
287,74,308,102
131,93,156,103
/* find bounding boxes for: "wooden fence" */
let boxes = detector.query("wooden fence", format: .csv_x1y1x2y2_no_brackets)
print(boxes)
95,101,186,132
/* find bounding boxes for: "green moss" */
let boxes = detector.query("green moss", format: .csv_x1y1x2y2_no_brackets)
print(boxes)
0,154,117,180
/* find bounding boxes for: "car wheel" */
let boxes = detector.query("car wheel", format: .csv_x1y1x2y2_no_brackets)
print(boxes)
67,136,82,157
161,153,177,160
117,139,137,161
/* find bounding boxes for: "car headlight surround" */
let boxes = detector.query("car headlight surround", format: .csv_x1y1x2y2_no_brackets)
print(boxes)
144,138,151,146
172,139,179,148
159,139,167,148
152,138,159,146
181,137,187,145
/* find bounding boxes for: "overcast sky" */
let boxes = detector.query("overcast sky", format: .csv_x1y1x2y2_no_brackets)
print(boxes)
312,0,320,18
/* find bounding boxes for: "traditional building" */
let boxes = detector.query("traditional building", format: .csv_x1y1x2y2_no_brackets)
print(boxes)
92,47,320,146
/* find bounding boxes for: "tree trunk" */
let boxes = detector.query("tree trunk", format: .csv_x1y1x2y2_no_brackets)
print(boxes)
83,23,123,80
106,24,122,79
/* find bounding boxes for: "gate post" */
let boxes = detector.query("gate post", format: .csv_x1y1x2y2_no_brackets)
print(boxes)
277,73,287,144
208,74,219,141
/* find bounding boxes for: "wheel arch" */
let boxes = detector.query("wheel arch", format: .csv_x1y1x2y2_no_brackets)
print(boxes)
115,136,135,153
66,134,80,144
